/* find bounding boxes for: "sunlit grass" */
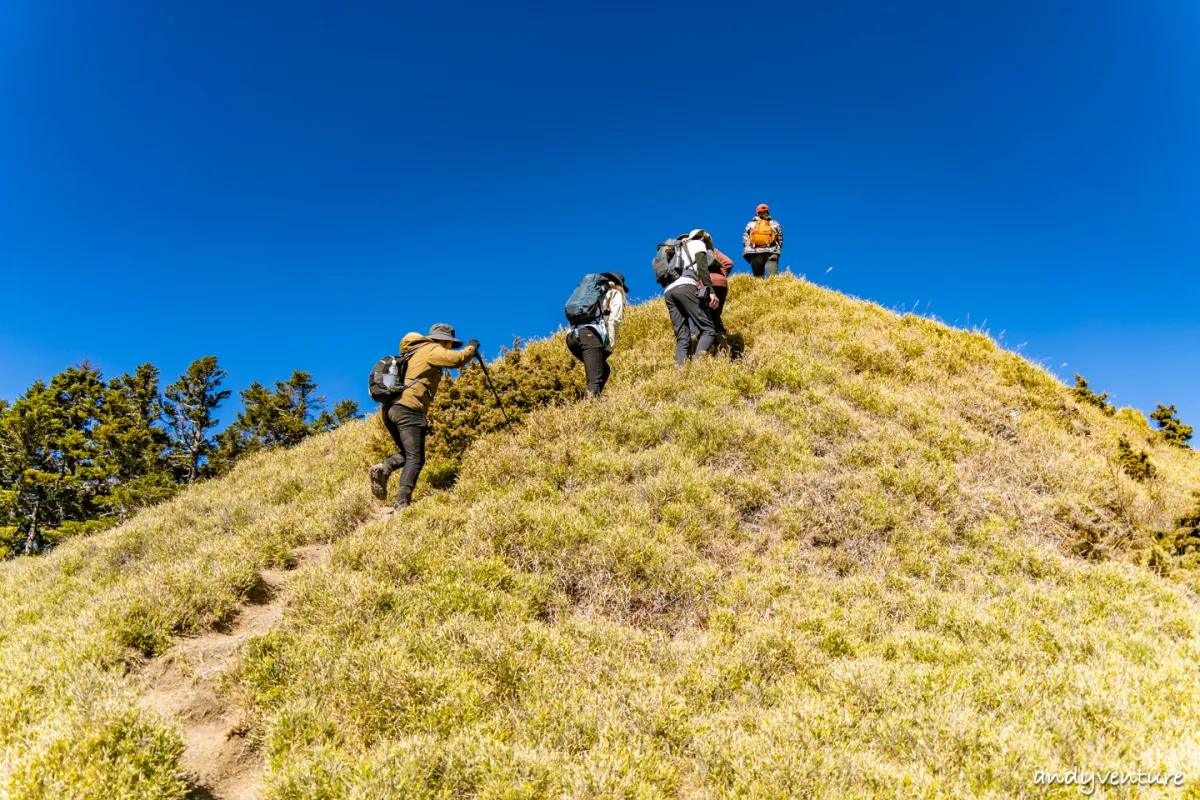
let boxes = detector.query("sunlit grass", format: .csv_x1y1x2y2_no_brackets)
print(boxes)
3,274,1199,798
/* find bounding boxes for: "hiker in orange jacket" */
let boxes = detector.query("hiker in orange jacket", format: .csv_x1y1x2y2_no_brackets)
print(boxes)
742,203,784,278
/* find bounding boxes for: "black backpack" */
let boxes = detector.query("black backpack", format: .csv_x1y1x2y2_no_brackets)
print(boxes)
367,346,426,404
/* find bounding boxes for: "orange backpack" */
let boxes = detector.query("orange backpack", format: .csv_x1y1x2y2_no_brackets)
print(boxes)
748,217,777,247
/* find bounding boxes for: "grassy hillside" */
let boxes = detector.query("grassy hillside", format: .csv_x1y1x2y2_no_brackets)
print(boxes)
3,274,1199,799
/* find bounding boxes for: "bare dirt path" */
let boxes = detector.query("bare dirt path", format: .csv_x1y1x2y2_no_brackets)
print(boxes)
139,543,331,800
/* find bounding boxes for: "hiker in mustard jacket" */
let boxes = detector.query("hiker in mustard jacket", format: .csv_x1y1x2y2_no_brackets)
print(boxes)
369,323,478,510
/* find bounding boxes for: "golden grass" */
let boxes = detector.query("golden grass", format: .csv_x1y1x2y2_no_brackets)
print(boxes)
3,274,1199,798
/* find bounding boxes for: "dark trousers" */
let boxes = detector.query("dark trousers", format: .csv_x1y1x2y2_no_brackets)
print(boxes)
665,286,717,366
711,285,728,337
566,327,611,397
381,403,427,497
744,252,780,278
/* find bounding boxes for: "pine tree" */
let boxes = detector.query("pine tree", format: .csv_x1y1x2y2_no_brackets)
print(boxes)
46,363,108,529
1150,404,1194,449
1072,374,1115,416
94,363,176,519
0,380,65,555
212,371,356,473
0,364,112,554
312,399,361,432
162,356,231,483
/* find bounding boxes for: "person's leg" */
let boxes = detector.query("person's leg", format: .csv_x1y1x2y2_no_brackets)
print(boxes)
712,285,728,338
685,291,719,356
566,329,583,363
597,349,611,395
370,405,405,499
748,253,767,278
578,328,607,397
394,422,426,509
672,289,717,358
765,253,780,277
665,292,691,367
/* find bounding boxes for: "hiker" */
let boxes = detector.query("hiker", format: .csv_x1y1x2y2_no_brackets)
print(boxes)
742,203,784,278
564,272,628,398
654,231,719,367
693,230,734,341
368,324,478,510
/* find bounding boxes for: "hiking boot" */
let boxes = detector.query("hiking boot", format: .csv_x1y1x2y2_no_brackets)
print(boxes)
368,464,389,500
393,487,413,511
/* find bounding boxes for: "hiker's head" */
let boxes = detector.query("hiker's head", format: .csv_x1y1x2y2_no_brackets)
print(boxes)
756,203,770,218
691,229,714,249
602,272,628,294
427,323,462,349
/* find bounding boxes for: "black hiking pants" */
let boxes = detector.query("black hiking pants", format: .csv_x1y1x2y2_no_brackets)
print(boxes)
744,252,780,278
665,285,716,367
381,403,427,499
711,285,728,338
566,327,611,397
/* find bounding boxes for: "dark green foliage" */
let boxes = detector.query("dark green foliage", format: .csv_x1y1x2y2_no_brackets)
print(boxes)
0,362,177,555
95,363,177,519
162,356,231,483
313,399,361,433
0,378,71,555
1072,374,1115,416
1153,493,1200,571
1150,404,1193,449
1115,436,1156,482
423,337,584,487
212,371,356,473
2,357,355,556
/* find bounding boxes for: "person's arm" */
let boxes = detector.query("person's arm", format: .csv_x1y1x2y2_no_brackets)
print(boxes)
606,288,625,326
426,341,478,369
742,221,752,250
714,248,733,276
774,221,783,252
695,250,714,288
605,289,625,349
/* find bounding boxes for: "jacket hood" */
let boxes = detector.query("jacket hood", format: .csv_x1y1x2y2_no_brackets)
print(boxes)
400,333,433,354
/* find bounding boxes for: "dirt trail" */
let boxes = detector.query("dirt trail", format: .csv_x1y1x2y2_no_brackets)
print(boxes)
139,543,331,800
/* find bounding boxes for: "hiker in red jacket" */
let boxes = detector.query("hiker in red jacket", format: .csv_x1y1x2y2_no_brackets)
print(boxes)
698,230,734,341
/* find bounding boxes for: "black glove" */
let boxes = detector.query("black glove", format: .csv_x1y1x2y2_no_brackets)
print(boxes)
466,339,480,351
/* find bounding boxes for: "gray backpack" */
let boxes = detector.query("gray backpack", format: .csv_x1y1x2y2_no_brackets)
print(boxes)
652,238,686,287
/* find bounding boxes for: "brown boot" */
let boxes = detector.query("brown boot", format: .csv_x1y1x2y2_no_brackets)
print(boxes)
369,464,390,501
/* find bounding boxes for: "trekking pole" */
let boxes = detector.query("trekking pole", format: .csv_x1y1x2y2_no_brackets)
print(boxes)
475,351,511,426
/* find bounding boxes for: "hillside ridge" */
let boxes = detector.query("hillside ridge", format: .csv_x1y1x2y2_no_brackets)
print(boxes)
3,274,1199,799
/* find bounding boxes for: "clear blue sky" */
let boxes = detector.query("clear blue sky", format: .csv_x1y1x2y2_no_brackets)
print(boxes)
2,0,1197,428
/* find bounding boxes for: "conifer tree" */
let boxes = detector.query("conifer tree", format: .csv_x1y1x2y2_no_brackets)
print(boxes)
312,399,361,433
0,380,65,555
1072,374,1115,415
0,364,111,554
212,371,347,472
94,363,176,519
45,363,108,528
1150,404,1194,448
162,356,231,483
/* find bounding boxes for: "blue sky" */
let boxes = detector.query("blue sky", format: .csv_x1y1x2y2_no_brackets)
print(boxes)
2,0,1197,429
